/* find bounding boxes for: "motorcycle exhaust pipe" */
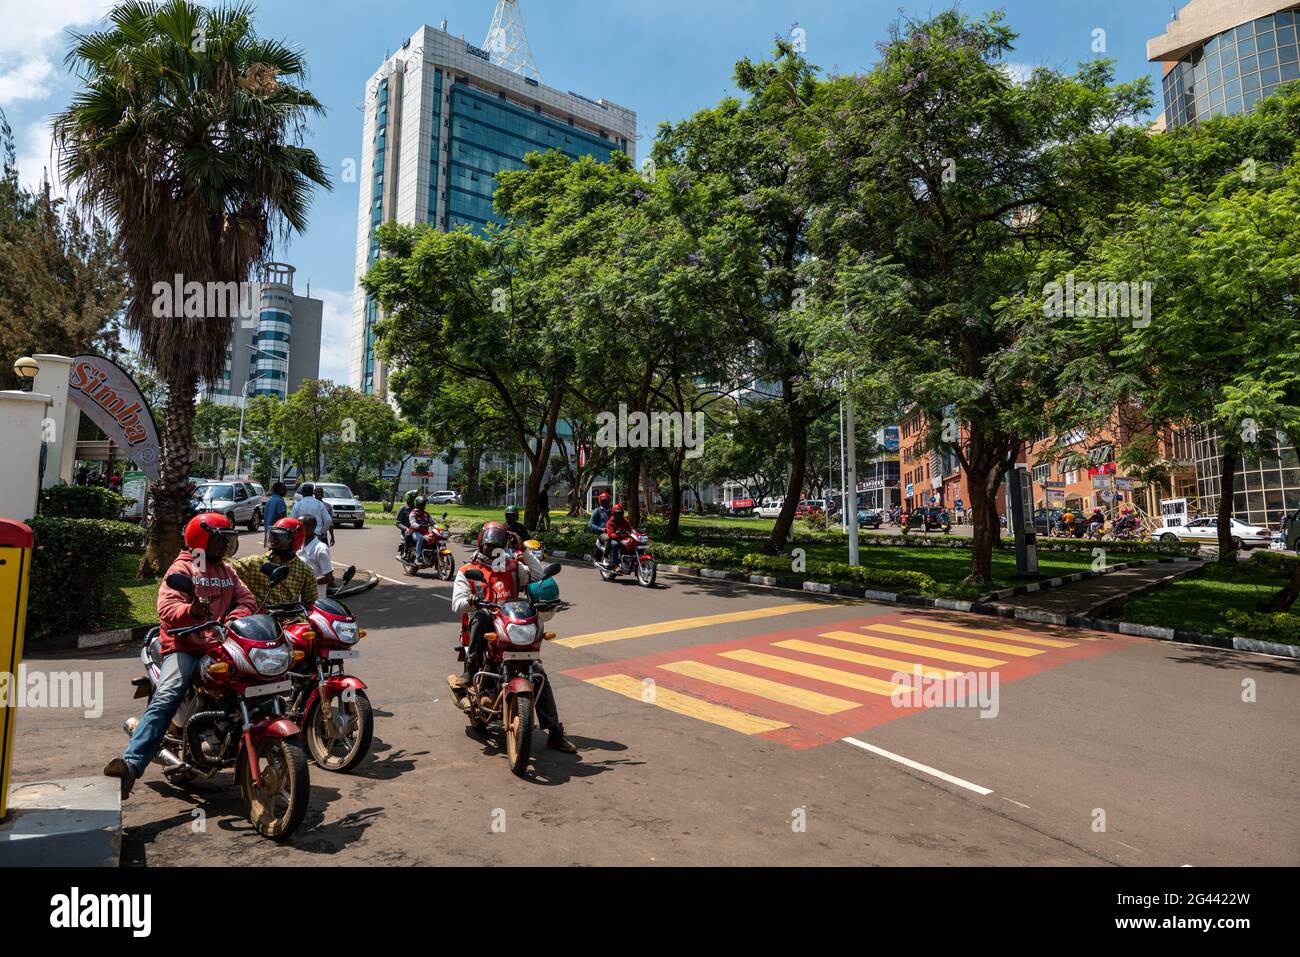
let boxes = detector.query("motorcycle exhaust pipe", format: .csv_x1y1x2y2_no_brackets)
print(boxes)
123,716,139,735
153,747,184,769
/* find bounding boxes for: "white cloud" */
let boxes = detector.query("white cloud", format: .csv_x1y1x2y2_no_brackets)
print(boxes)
0,57,57,105
0,0,115,58
313,287,354,387
13,118,58,193
1000,62,1036,85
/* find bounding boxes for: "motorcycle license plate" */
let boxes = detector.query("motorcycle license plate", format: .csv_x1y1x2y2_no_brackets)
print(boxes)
502,651,539,660
326,649,359,660
243,679,292,698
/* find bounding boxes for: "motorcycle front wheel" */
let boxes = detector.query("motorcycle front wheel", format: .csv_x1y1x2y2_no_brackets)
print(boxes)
636,558,657,587
239,735,310,840
437,551,455,581
505,693,534,777
305,689,373,773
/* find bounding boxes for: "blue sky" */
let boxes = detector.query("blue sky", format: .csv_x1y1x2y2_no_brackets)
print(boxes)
0,0,1181,382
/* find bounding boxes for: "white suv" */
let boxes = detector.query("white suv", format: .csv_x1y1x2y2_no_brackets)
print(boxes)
428,490,461,505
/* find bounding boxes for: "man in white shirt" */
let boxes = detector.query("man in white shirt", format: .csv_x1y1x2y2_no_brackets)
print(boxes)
296,515,334,598
291,482,333,545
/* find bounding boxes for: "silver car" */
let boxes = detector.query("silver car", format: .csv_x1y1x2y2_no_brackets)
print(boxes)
193,481,262,531
315,483,366,529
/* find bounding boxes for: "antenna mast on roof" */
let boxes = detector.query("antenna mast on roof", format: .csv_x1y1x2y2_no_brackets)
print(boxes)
484,0,542,82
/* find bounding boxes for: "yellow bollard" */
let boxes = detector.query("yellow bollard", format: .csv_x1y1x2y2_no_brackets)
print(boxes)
0,519,33,821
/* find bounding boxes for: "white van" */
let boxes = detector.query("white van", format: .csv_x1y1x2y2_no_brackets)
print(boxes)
755,498,785,519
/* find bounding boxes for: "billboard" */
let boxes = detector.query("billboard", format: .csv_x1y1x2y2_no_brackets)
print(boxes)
68,355,162,481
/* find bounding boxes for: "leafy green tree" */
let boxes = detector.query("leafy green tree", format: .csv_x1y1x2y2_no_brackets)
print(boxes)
326,391,402,489
54,0,330,573
280,379,347,480
192,400,241,477
805,11,1156,584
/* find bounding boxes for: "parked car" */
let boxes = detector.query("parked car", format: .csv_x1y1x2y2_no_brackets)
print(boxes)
857,508,883,529
1157,517,1270,550
795,499,825,518
755,498,785,519
192,481,262,531
315,483,366,529
428,490,461,505
904,507,952,534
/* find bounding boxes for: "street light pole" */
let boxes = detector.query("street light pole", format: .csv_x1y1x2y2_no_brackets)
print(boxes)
845,387,859,567
233,344,277,478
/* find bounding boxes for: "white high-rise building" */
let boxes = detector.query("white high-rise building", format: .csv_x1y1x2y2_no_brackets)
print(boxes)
349,15,636,396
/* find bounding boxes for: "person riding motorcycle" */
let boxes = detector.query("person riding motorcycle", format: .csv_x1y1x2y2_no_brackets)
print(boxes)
504,504,529,547
232,516,318,609
409,496,433,564
448,522,576,753
605,503,633,569
395,490,417,556
1087,507,1105,533
588,492,612,565
103,513,257,798
1114,506,1138,535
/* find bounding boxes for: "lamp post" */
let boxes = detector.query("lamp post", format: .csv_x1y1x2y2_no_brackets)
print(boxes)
12,356,39,392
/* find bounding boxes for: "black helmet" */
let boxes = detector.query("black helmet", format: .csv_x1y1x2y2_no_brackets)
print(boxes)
505,505,519,519
405,490,417,506
477,521,510,559
414,496,427,509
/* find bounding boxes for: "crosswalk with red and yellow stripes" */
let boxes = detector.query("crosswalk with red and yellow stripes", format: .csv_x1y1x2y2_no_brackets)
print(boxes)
563,610,1131,749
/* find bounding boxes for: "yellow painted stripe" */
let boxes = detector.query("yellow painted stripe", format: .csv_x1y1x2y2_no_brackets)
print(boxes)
901,618,1080,647
722,649,906,697
781,637,965,680
823,630,1005,668
866,623,1045,658
586,674,789,735
660,660,858,714
556,602,830,649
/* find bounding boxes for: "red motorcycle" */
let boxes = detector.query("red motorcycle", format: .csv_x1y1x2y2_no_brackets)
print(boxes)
127,564,311,840
446,561,563,776
594,528,657,587
267,567,373,773
398,512,455,580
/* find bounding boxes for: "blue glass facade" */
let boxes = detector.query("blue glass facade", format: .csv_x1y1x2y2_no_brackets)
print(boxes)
1162,9,1300,126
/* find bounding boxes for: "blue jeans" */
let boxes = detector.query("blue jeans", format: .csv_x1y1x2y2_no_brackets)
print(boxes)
414,531,428,562
124,651,200,776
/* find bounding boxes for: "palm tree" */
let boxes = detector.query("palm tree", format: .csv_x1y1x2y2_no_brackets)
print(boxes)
54,0,329,573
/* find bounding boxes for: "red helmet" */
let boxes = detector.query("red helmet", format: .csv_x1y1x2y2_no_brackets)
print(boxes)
184,512,239,560
272,517,305,551
612,503,625,515
477,521,510,558
598,492,611,506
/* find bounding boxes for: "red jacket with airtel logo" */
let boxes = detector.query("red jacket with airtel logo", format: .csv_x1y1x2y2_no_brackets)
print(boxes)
156,551,257,655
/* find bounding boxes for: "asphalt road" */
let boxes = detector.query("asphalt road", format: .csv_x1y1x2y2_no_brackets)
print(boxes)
12,522,1300,866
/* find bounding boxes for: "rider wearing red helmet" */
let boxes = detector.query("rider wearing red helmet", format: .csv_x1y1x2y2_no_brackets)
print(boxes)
231,515,318,609
448,522,576,752
104,512,256,798
605,503,634,568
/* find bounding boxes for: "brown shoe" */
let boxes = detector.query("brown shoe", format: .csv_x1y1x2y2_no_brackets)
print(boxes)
103,757,136,799
546,725,577,753
448,673,470,690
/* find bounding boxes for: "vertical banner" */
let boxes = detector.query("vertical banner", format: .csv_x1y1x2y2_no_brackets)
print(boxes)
0,520,34,820
67,355,162,481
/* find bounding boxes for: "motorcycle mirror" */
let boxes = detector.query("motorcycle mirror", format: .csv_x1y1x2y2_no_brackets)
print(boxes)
263,562,292,585
342,565,356,585
442,512,448,519
165,573,195,597
544,562,562,579
463,568,486,583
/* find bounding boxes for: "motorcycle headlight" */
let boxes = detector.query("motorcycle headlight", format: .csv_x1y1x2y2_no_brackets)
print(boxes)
506,622,537,646
334,622,360,645
249,644,292,676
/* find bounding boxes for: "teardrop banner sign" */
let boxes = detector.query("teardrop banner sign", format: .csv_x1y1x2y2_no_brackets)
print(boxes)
68,354,162,481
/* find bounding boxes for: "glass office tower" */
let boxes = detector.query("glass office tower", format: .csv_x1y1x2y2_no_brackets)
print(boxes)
349,21,636,397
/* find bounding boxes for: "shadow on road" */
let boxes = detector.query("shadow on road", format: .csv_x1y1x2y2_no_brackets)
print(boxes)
459,726,637,785
1167,646,1300,674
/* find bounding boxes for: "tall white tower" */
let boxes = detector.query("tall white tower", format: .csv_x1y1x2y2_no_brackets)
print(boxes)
484,0,542,82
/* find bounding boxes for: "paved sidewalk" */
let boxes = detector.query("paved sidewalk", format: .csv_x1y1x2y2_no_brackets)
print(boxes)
996,562,1201,617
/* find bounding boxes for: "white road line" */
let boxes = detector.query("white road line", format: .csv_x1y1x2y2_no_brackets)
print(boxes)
1002,797,1032,810
369,570,452,600
841,736,994,796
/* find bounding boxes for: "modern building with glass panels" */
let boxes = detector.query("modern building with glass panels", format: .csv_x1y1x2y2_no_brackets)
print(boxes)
349,20,636,397
1149,1,1300,128
202,262,322,407
1148,3,1300,524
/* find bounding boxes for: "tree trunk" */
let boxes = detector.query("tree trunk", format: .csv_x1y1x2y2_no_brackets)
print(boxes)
1217,442,1240,555
140,374,199,576
387,455,410,509
666,449,685,538
764,413,808,554
967,477,1000,586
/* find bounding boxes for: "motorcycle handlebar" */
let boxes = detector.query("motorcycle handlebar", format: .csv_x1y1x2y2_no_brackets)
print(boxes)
169,619,224,639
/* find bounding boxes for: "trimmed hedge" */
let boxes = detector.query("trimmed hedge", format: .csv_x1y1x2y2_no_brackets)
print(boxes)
27,517,147,641
39,484,128,519
1223,608,1300,645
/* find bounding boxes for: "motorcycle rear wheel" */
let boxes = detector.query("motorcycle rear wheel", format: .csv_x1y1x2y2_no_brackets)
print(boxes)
305,689,373,773
239,735,310,840
505,694,534,777
596,560,615,582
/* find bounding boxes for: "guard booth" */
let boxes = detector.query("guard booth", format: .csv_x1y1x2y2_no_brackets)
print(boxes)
1005,465,1039,576
0,519,33,821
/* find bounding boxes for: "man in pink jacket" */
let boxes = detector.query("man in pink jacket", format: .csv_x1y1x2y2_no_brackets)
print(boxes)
104,513,256,798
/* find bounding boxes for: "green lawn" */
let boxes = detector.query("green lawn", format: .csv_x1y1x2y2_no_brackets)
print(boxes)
101,551,160,630
1117,557,1294,640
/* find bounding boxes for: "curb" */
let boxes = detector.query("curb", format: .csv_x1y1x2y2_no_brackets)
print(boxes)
545,549,1299,661
77,624,152,651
